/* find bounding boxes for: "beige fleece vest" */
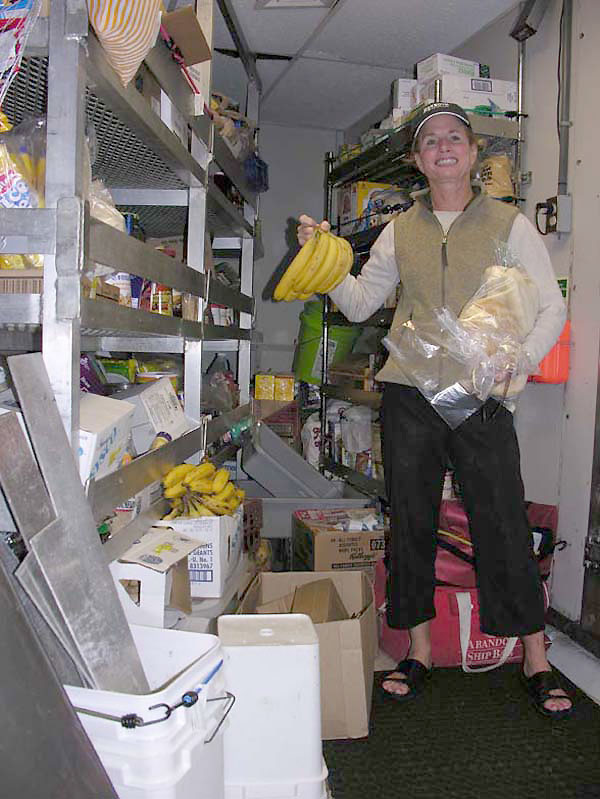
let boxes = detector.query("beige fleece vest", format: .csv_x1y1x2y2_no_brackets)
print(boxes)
375,188,520,388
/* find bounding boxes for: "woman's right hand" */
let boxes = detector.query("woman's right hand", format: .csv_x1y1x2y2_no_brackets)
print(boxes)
297,214,331,246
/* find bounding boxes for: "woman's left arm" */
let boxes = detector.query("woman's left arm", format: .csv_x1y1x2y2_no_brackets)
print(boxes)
507,214,567,370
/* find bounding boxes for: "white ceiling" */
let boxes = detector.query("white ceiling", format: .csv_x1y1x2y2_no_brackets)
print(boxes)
204,0,522,130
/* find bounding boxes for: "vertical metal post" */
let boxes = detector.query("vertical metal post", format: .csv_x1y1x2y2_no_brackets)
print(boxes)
557,0,573,196
319,152,335,473
43,0,87,445
515,39,525,203
184,184,207,432
238,80,260,405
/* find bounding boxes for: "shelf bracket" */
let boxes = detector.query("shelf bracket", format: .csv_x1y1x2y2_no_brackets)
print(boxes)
55,196,84,321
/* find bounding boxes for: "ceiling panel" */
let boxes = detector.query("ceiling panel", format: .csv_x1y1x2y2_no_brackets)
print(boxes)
259,57,402,130
217,0,328,55
306,0,520,69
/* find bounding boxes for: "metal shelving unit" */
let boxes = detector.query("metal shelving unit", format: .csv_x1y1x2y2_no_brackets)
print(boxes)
0,2,261,559
319,102,520,497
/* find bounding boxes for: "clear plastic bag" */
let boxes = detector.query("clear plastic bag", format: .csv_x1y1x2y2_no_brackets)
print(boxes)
383,243,539,428
0,116,46,269
0,1,42,107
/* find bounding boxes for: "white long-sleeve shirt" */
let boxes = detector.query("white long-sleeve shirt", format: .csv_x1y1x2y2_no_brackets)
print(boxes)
329,210,567,369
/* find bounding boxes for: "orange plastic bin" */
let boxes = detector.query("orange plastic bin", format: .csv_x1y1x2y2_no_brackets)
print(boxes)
530,320,570,383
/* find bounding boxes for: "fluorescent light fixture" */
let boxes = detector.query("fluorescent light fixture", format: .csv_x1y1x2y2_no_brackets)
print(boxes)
255,0,335,9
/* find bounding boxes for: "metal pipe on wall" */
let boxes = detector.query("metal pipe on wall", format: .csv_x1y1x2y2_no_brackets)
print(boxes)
557,0,573,195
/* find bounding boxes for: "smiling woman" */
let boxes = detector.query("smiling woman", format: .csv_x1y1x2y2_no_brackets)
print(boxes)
295,100,571,718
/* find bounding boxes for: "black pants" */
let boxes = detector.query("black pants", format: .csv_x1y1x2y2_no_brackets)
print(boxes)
381,384,545,637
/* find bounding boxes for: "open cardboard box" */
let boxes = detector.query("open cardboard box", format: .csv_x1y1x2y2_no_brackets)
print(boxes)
155,507,243,598
238,570,377,740
110,528,199,627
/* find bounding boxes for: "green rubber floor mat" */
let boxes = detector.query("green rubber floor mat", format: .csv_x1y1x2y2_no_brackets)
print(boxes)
323,665,600,799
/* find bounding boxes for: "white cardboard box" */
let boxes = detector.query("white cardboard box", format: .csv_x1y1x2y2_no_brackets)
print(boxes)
416,75,518,114
110,528,199,627
111,377,194,455
416,53,480,81
78,393,135,483
155,507,243,598
391,78,417,110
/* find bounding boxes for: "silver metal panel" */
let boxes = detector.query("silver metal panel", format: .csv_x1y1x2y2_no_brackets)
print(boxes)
23,16,49,57
43,7,86,444
82,336,184,353
144,37,197,121
207,179,253,237
0,413,56,539
0,331,41,350
204,323,251,341
110,189,188,206
184,185,206,425
85,34,204,188
467,113,519,140
88,427,202,522
8,353,148,693
212,132,257,209
15,553,93,685
209,281,253,315
89,403,251,521
0,556,118,798
81,298,204,339
323,457,386,500
116,203,188,237
0,208,56,253
101,503,167,564
0,294,42,326
88,218,206,295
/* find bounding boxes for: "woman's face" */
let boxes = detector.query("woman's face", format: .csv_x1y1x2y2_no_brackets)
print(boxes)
414,115,477,188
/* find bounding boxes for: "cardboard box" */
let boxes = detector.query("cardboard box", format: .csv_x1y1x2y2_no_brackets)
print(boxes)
109,528,199,627
292,508,386,583
254,374,275,400
336,180,397,234
416,53,480,81
291,578,348,624
239,570,376,740
78,393,135,483
416,75,518,114
162,5,211,66
111,377,193,455
391,78,417,111
274,375,295,402
155,507,243,598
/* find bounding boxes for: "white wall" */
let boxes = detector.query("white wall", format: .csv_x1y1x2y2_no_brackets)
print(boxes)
253,123,338,374
455,1,600,620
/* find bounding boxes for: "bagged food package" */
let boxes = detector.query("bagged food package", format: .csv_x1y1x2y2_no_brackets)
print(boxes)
383,244,539,428
0,115,46,269
88,0,161,88
0,0,42,107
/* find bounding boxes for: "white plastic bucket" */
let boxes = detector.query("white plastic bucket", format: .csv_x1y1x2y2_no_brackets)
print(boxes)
218,614,327,799
65,625,231,799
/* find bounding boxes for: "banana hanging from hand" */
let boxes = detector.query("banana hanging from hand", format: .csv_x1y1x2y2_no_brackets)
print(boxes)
273,229,354,301
273,234,319,300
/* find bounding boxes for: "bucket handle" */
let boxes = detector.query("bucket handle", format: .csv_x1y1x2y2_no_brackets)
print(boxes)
205,691,236,743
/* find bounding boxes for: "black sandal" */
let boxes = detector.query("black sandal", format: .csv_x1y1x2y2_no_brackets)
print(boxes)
521,670,574,720
381,658,432,703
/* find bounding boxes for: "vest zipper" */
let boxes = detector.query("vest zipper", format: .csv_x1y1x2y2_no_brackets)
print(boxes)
441,234,448,307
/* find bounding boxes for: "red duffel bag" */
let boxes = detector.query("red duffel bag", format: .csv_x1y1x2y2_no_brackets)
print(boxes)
375,562,551,671
435,500,562,586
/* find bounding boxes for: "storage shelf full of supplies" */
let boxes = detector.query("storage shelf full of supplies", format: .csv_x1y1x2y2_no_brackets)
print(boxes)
0,1,261,586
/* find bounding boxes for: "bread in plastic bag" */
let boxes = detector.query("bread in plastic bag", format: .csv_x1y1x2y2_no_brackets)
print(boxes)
382,242,539,428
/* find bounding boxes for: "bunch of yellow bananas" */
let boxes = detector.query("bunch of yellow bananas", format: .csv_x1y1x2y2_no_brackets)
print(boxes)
161,461,245,520
273,229,353,302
